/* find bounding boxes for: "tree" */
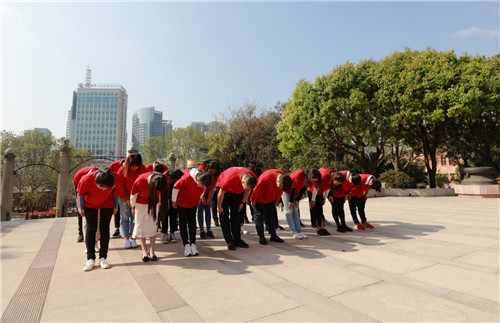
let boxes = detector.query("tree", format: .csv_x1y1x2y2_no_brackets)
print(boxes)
441,54,500,172
1,130,59,211
207,103,286,170
277,60,391,174
377,48,464,187
165,126,208,169
1,131,95,212
141,136,168,164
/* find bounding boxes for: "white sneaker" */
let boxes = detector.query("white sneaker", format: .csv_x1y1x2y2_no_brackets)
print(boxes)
170,233,177,243
162,233,169,244
124,240,132,249
99,257,110,269
130,240,138,248
300,232,308,239
293,233,302,239
83,259,95,271
95,246,100,252
190,243,199,256
184,244,192,257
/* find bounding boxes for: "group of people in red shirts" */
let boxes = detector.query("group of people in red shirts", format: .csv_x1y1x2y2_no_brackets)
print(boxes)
73,153,381,272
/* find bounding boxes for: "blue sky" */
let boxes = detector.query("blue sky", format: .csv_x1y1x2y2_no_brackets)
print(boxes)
1,0,499,141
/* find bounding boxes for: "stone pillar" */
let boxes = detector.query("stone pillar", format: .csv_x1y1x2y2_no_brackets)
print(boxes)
1,149,16,221
55,140,71,218
167,153,176,170
128,142,138,155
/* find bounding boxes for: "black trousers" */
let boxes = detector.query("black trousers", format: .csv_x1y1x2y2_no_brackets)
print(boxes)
220,192,244,244
254,201,277,237
113,205,120,229
161,207,178,234
177,206,197,246
78,213,83,235
84,207,113,260
348,196,367,224
211,188,219,223
332,196,348,228
307,192,325,228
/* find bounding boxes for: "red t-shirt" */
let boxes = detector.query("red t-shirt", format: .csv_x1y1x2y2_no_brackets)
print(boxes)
250,169,285,204
145,162,169,174
286,169,306,197
77,171,119,209
73,166,95,187
117,165,147,200
350,174,374,198
216,167,257,194
332,170,355,198
131,172,163,205
307,168,331,195
109,159,125,172
173,170,205,208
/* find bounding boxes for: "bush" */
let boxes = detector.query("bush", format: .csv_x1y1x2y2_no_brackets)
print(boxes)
379,170,414,188
404,162,428,187
417,182,427,189
454,167,462,184
435,173,450,188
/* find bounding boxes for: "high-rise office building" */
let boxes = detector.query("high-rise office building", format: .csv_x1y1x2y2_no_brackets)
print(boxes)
132,107,171,152
190,121,212,134
66,67,128,159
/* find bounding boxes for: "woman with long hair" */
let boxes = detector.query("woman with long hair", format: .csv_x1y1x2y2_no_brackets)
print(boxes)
117,153,147,248
130,172,169,262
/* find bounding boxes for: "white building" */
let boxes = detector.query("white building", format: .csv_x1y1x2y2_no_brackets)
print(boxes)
66,68,128,159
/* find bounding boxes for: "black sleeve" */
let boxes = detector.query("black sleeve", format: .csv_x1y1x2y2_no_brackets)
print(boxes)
289,188,296,203
295,187,307,202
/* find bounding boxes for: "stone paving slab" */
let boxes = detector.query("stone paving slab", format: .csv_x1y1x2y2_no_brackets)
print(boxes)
1,196,499,322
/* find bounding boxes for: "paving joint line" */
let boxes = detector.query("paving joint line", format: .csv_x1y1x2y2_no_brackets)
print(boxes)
111,238,204,322
1,218,66,323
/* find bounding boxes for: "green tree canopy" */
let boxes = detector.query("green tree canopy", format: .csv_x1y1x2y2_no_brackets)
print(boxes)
277,59,391,174
165,126,208,170
207,103,286,170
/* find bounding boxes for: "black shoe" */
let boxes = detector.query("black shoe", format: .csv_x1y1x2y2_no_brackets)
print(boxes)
277,225,285,231
337,227,346,233
300,222,306,227
214,219,220,226
270,235,284,243
235,240,249,248
142,256,150,262
150,254,157,262
112,229,120,238
77,234,84,242
259,236,267,245
343,226,353,232
324,229,331,235
227,242,236,250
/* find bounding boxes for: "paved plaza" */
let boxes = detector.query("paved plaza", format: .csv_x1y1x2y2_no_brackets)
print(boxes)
1,196,499,322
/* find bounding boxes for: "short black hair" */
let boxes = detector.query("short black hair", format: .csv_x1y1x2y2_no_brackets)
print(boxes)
351,172,361,186
242,173,257,188
372,179,382,192
198,172,212,187
168,169,184,181
153,162,164,173
96,169,114,188
279,175,292,191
